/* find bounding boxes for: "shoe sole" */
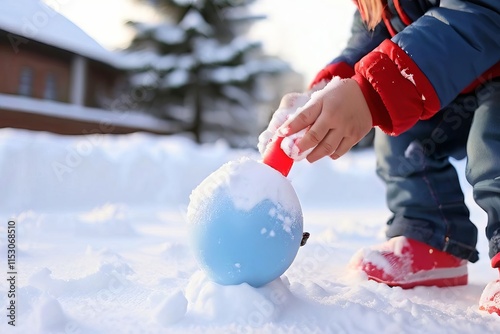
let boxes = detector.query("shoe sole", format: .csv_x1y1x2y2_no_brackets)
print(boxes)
366,265,468,289
368,274,468,289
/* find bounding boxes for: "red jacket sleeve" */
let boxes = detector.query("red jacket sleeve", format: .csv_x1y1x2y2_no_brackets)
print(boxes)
353,39,440,135
353,0,500,136
309,62,354,89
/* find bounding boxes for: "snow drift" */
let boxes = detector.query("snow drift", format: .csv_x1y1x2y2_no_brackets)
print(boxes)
0,128,499,333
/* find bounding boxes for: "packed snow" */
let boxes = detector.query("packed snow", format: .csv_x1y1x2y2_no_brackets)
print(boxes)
1,128,499,333
188,157,300,212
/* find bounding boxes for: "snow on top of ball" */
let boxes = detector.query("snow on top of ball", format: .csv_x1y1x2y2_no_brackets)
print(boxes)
188,157,300,221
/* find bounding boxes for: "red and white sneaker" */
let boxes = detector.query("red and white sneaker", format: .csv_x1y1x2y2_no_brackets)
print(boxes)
350,236,468,289
479,253,500,316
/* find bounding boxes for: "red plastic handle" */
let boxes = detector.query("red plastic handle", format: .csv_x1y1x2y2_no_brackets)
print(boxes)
262,136,294,177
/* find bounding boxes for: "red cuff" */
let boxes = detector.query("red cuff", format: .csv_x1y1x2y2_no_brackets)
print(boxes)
354,39,440,135
352,73,393,133
375,39,441,120
309,62,354,89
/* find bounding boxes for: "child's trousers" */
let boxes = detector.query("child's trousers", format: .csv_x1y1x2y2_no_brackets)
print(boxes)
375,79,500,262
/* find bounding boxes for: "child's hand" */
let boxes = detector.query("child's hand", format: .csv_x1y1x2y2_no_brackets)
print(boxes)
257,92,310,156
278,77,373,163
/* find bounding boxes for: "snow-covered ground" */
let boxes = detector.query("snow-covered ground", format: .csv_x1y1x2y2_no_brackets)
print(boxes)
1,128,499,333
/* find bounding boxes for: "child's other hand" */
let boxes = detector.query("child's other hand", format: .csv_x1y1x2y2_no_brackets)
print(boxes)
278,77,373,163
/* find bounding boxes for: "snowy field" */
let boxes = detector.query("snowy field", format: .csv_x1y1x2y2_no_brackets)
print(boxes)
0,128,499,333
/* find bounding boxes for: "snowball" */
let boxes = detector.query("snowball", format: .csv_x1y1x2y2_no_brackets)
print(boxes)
258,92,310,159
278,77,344,161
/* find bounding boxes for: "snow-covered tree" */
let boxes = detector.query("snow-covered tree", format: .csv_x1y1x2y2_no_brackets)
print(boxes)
125,0,291,146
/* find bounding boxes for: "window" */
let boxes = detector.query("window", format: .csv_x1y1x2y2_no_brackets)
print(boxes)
43,73,58,100
18,67,34,97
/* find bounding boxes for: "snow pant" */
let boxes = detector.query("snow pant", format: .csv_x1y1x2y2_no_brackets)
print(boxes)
375,78,500,263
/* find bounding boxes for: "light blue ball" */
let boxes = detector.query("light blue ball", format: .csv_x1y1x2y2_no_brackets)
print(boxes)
188,158,303,288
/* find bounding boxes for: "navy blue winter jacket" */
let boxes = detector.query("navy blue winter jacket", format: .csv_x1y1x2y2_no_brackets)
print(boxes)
311,0,500,135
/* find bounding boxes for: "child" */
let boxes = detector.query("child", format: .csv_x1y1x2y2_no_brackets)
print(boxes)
259,0,500,315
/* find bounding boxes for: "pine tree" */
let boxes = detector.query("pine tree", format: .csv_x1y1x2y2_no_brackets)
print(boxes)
125,0,290,146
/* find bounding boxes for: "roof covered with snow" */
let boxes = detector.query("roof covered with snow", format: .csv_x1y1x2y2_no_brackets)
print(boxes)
0,0,122,67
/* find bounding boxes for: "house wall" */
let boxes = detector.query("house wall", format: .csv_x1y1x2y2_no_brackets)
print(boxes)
0,32,162,135
0,42,71,102
0,34,123,109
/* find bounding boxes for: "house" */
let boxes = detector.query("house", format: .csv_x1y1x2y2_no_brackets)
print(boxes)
0,0,172,135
